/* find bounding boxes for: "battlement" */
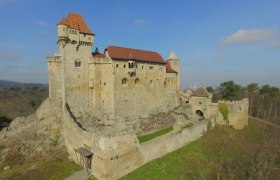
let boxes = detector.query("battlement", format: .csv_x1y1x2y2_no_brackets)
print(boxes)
218,98,249,113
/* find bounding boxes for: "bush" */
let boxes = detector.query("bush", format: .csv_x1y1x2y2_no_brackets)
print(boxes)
219,103,229,124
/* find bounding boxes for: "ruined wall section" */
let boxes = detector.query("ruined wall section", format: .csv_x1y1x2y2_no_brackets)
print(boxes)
225,98,249,129
63,104,144,179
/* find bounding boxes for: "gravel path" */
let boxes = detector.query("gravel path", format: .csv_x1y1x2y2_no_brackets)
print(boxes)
65,169,89,180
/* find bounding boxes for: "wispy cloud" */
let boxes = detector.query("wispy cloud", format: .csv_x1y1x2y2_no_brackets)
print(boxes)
133,19,149,25
0,50,22,61
220,29,278,46
31,20,50,27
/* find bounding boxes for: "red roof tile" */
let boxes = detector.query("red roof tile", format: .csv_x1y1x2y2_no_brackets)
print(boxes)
58,13,94,35
166,62,177,73
106,46,165,63
192,87,210,97
92,52,106,58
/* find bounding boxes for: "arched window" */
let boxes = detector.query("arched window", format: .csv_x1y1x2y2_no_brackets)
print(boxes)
122,78,127,85
135,78,140,84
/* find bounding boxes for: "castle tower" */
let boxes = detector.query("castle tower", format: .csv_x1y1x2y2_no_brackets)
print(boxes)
56,13,95,113
166,50,180,91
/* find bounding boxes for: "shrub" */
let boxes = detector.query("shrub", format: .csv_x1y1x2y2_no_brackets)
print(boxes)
219,103,229,124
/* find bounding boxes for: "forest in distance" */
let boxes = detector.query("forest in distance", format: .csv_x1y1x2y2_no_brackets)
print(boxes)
206,81,280,126
0,80,280,130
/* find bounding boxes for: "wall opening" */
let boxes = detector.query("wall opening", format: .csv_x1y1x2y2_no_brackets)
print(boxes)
196,110,204,120
122,78,127,85
135,78,140,84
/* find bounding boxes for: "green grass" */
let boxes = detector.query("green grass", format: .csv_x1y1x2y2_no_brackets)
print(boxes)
122,118,268,180
0,156,81,180
137,126,173,143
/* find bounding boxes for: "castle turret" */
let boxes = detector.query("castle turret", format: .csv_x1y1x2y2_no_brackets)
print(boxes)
166,50,180,91
54,13,96,113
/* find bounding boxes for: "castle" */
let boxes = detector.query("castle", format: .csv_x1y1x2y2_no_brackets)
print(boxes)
45,13,249,179
47,13,180,121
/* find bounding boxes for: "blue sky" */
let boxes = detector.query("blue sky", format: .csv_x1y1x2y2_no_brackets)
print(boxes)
0,0,279,88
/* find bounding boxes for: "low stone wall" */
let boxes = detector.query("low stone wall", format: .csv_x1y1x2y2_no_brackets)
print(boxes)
141,119,213,163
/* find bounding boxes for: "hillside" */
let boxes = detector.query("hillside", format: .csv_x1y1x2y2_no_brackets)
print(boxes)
121,118,280,180
0,81,48,130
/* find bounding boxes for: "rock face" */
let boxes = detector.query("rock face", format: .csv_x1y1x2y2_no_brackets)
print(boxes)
3,165,10,171
0,98,64,163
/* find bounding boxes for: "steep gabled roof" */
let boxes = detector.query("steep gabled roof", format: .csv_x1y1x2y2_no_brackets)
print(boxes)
167,50,179,60
58,13,94,35
192,87,210,97
166,62,177,73
106,46,165,64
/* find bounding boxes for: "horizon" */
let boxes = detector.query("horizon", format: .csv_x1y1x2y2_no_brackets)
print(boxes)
0,0,279,88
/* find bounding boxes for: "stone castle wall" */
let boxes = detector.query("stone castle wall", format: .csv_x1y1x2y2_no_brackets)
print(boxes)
63,104,145,180
224,98,249,129
61,98,248,179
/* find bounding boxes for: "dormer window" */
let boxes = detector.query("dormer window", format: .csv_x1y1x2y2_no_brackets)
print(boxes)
75,59,81,67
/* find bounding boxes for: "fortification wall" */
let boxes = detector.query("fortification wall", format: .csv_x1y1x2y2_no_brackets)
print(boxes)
226,98,249,129
63,104,144,180
141,119,212,163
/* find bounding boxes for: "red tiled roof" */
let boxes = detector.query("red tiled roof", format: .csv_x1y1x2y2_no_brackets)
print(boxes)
58,13,94,35
166,62,177,73
106,46,165,64
92,52,106,58
192,87,210,97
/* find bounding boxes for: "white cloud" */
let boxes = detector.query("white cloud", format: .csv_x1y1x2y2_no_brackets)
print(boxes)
221,29,278,46
133,19,149,25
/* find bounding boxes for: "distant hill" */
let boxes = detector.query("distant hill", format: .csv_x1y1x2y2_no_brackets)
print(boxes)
0,80,21,85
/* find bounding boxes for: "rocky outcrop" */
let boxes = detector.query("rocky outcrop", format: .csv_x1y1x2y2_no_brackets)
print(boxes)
0,98,64,162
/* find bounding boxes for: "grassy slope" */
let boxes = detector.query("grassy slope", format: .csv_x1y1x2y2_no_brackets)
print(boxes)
137,126,173,143
0,151,81,180
122,118,271,180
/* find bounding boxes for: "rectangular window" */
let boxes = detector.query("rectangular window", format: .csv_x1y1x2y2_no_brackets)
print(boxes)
124,64,126,68
149,66,153,70
116,64,119,68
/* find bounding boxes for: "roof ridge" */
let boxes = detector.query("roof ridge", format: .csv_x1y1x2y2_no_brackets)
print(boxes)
107,45,160,54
